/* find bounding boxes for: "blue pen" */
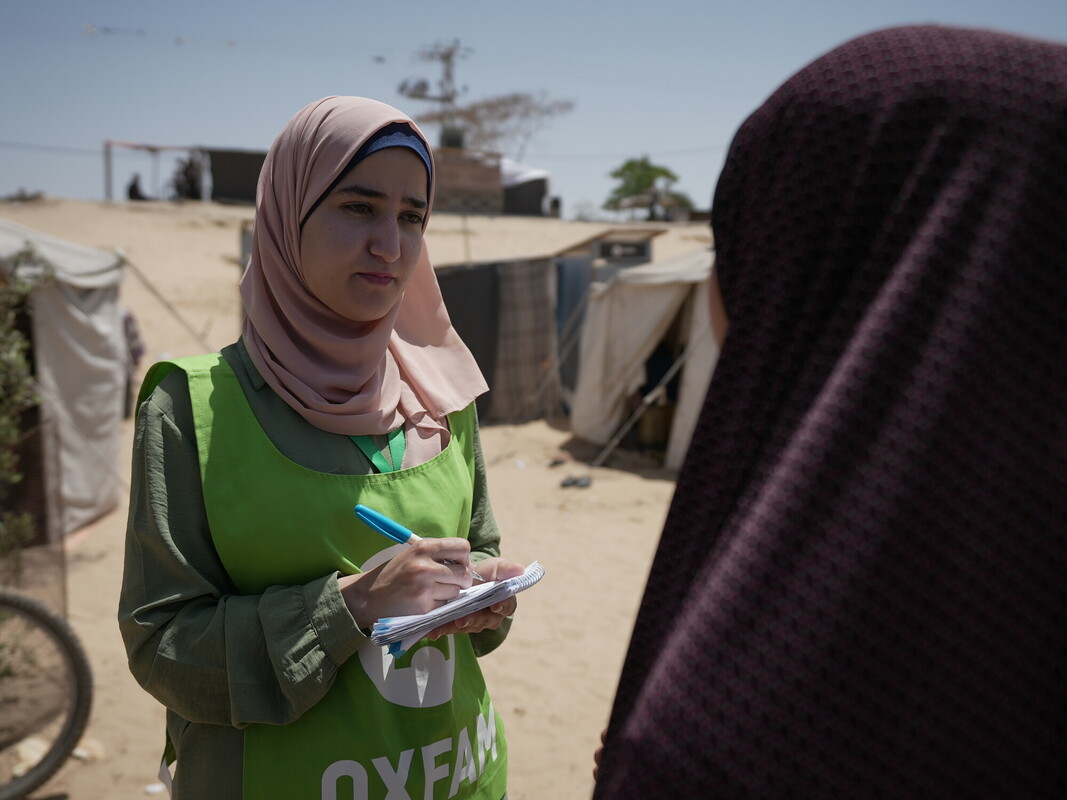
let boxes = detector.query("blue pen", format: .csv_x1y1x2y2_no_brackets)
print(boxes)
355,504,485,581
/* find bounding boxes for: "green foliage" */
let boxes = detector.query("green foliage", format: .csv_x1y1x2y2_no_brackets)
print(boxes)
603,156,694,219
0,255,41,566
605,156,677,204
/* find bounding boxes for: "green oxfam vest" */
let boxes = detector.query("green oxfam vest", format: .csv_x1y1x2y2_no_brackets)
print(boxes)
145,354,508,800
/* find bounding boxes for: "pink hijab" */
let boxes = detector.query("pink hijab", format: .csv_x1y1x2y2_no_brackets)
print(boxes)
239,96,488,466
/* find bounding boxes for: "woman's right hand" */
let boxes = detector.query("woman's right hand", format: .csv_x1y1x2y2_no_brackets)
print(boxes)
338,537,475,630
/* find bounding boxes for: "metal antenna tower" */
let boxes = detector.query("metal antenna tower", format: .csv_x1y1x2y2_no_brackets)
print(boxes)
398,39,471,145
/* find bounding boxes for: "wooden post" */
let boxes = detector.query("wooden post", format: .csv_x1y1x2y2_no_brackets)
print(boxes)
103,141,113,201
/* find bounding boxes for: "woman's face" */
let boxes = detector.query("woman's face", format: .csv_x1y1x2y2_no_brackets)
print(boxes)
299,147,429,323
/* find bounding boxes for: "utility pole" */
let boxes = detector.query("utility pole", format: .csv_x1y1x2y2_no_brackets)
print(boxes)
398,39,471,147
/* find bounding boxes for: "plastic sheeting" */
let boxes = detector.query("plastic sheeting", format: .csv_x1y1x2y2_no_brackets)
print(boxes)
437,257,560,424
0,218,126,542
570,248,725,469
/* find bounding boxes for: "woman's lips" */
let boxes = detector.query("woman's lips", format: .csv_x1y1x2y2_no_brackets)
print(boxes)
359,272,394,286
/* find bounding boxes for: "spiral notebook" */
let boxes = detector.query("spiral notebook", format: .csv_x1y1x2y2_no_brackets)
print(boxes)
371,561,545,655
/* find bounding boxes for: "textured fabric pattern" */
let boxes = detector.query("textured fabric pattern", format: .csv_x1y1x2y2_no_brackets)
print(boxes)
595,25,1067,799
488,259,560,423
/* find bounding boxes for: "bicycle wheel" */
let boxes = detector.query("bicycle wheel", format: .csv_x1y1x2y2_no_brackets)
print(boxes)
0,588,93,800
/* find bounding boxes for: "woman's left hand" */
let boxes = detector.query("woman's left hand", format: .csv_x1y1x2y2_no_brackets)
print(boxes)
426,557,525,640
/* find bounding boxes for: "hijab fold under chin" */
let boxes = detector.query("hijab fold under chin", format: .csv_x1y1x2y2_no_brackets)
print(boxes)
239,96,487,466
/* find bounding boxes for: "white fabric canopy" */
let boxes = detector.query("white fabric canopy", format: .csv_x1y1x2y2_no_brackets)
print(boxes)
570,247,725,469
0,218,127,541
500,158,551,188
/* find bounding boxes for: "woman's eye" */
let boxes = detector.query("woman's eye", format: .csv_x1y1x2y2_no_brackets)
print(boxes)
402,212,425,226
344,203,372,215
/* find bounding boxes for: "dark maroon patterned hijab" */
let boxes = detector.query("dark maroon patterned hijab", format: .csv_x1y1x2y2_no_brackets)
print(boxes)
595,25,1067,798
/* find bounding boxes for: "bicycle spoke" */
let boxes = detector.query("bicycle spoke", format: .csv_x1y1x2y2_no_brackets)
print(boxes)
0,591,93,800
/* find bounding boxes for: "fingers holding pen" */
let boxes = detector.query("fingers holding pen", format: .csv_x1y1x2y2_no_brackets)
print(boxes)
339,537,474,628
353,503,481,587
407,536,477,588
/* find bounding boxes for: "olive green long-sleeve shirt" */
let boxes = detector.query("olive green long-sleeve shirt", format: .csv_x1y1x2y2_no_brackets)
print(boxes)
118,339,506,799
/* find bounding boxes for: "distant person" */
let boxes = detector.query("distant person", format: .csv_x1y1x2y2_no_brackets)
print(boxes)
181,157,201,200
127,173,148,201
594,25,1067,798
647,186,663,221
170,156,202,201
119,96,524,799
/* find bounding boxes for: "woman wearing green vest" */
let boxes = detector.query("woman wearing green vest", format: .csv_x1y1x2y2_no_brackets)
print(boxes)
119,96,524,800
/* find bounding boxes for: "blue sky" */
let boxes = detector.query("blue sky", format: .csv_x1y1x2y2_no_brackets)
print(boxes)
3,1,1065,219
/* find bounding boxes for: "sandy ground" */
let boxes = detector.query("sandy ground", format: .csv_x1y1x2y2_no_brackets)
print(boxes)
3,198,682,800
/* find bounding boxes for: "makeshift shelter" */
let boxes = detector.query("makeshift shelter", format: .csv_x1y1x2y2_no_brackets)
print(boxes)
570,247,727,469
436,256,560,423
428,222,707,429
196,148,267,203
555,227,668,405
0,219,127,544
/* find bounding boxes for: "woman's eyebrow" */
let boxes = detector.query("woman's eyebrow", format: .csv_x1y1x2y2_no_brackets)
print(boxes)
334,183,428,210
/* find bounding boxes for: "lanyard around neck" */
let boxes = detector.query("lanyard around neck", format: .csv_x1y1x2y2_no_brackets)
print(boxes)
350,427,406,474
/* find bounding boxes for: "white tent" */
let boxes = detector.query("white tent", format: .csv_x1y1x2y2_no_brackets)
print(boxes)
570,247,727,469
0,218,127,543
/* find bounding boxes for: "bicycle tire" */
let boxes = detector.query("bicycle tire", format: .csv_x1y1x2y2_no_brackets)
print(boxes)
0,588,93,800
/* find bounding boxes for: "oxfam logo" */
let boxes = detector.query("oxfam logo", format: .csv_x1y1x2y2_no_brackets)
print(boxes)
356,545,456,707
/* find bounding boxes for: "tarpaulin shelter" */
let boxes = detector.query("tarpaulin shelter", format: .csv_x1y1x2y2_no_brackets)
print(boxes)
437,256,560,423
0,218,127,543
570,247,727,469
196,148,267,204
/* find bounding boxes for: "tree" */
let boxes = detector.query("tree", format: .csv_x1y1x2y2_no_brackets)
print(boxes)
169,153,204,201
415,91,574,161
0,258,41,574
603,156,693,220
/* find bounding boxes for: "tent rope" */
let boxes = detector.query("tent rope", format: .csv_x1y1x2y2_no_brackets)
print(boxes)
590,323,716,469
590,344,692,469
119,251,213,351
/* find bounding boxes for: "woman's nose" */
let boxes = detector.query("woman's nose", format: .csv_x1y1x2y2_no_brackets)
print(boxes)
368,218,401,262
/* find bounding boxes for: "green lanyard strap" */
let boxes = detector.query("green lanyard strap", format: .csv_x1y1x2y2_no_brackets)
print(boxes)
350,426,406,473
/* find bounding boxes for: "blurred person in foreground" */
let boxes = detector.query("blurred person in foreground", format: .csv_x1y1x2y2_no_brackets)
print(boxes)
594,24,1067,799
119,96,523,800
